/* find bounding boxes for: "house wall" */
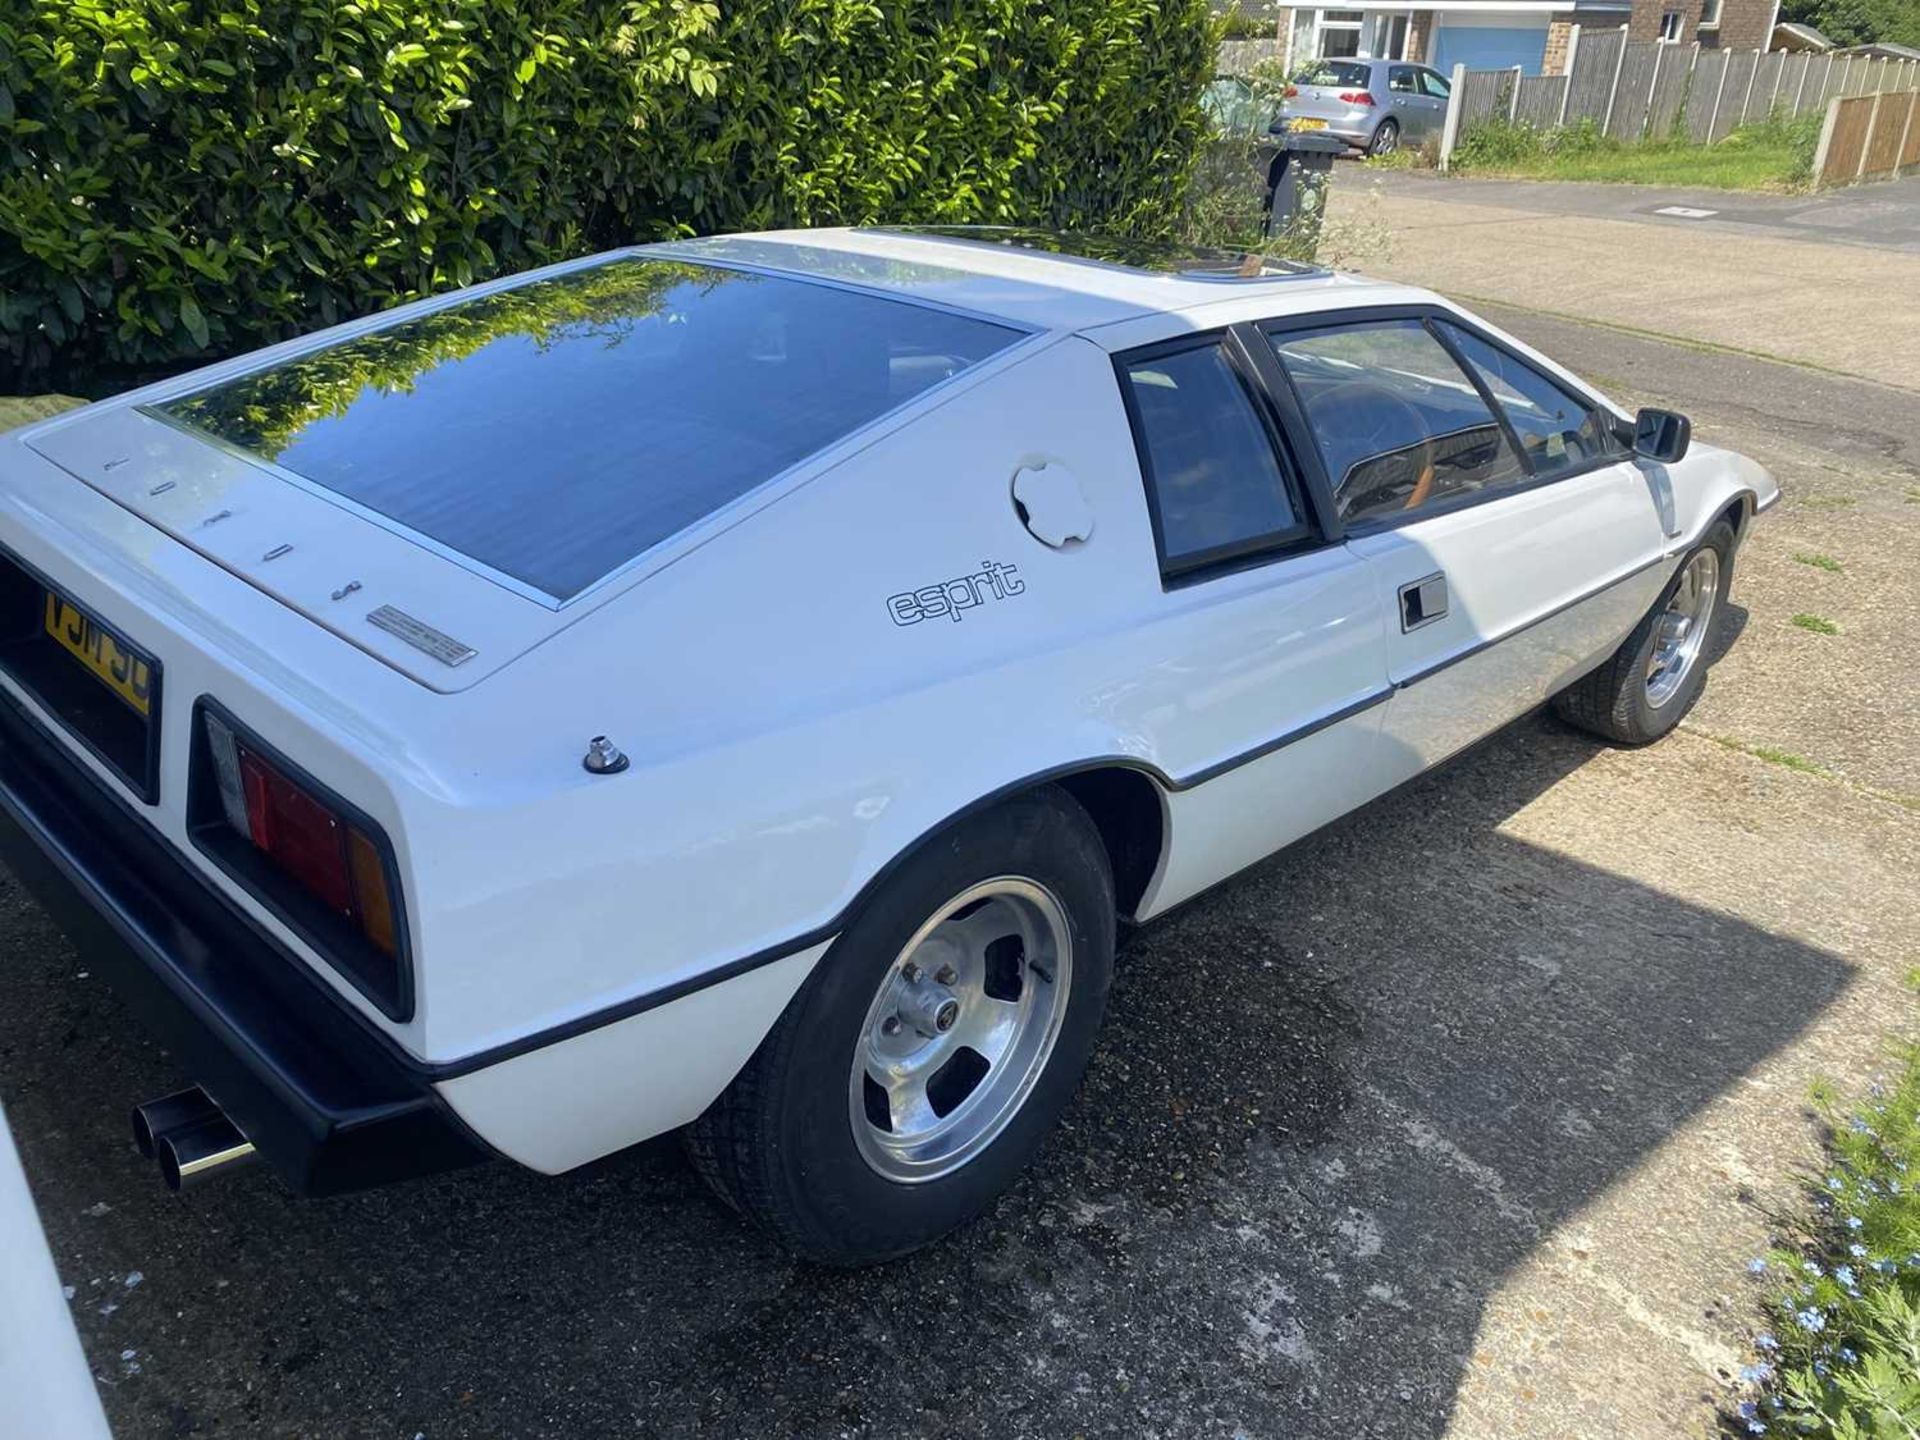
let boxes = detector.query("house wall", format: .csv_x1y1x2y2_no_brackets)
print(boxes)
1623,0,1773,51
1710,0,1776,53
1408,9,1436,62
1544,16,1575,71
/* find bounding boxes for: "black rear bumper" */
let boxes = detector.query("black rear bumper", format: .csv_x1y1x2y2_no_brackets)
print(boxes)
0,688,486,1195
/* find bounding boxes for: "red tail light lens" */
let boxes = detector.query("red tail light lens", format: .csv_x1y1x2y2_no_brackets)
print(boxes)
1284,84,1299,97
1339,91,1376,106
203,709,398,959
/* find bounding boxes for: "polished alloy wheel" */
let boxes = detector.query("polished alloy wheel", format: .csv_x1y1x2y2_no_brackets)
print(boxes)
1645,547,1719,708
849,878,1073,1183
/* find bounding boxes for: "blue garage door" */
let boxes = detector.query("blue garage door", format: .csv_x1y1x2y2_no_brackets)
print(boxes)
1430,25,1549,76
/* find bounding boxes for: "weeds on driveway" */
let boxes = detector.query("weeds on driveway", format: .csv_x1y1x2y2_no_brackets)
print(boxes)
1731,1041,1920,1436
1792,614,1842,636
1793,554,1845,575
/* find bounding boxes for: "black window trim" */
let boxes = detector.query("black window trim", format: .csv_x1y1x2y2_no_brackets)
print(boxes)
1254,303,1630,538
1112,327,1333,588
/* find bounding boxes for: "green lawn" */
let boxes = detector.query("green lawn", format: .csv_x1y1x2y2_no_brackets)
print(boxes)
0,395,86,433
1450,114,1821,192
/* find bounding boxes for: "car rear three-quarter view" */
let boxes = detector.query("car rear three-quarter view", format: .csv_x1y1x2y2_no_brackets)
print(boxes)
0,227,1774,1263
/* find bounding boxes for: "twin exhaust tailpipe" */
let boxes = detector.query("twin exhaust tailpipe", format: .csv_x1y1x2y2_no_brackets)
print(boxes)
131,1088,258,1191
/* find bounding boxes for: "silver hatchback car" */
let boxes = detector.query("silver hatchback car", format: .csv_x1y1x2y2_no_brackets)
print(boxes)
1279,58,1452,156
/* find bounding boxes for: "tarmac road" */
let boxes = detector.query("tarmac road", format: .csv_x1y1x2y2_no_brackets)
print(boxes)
2,302,1917,1439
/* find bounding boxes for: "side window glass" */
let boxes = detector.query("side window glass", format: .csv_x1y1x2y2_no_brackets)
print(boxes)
1267,319,1524,524
1123,343,1306,573
1438,322,1619,476
1419,69,1451,99
1389,67,1417,94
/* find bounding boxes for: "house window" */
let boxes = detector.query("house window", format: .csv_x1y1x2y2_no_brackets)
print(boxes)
1317,9,1365,58
1698,0,1721,26
1657,8,1685,40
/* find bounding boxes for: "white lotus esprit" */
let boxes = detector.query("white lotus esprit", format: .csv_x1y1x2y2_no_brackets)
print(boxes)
0,227,1775,1261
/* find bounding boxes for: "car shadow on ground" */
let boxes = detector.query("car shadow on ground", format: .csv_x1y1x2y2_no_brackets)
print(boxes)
1,673,1849,1438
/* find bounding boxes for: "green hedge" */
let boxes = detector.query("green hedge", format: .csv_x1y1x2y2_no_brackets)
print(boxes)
0,0,1215,391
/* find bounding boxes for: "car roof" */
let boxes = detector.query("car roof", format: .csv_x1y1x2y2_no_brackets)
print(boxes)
650,226,1408,336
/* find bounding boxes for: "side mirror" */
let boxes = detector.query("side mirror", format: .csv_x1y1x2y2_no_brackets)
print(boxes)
1633,407,1691,464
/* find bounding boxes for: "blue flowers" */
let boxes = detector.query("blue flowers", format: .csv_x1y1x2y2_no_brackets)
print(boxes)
1755,1333,1780,1352
1849,1243,1868,1259
1839,1347,1858,1364
1740,1363,1774,1384
1748,1257,1769,1275
1847,1215,1864,1231
1827,1176,1846,1193
1795,1307,1827,1333
1802,1260,1823,1277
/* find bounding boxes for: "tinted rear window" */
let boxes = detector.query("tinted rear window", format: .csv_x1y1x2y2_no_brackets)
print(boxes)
154,259,1023,602
1298,62,1372,88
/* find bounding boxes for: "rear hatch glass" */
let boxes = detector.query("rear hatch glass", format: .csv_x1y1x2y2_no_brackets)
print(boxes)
151,258,1024,604
1297,62,1372,90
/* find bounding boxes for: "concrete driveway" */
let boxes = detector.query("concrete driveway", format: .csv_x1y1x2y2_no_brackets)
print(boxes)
1332,170,1920,391
2,298,1917,1437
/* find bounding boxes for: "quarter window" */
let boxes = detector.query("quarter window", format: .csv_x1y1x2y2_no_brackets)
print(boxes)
1123,343,1306,574
1437,322,1619,477
1267,319,1525,524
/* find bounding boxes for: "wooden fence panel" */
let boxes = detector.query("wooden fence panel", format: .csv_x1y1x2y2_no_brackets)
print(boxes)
1778,52,1812,116
1217,39,1285,75
1686,48,1728,141
1456,68,1515,131
1814,53,1840,102
1746,50,1785,120
1865,91,1914,174
1903,91,1920,168
1515,74,1567,128
1820,93,1875,179
1647,45,1694,137
1713,51,1756,138
1609,40,1660,138
1565,27,1625,124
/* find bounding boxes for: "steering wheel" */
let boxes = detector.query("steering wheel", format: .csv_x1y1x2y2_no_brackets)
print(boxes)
1312,381,1438,515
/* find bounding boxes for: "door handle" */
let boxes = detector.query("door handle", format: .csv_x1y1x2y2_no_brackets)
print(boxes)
1399,572,1448,631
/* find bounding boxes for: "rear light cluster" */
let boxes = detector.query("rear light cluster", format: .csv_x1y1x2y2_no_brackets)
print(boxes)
1283,83,1299,97
191,705,408,1018
1339,91,1377,107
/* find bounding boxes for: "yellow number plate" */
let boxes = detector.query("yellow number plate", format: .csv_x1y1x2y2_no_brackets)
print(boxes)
1289,118,1329,131
43,592,153,717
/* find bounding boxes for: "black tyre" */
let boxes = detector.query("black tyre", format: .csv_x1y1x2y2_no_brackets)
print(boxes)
685,786,1116,1265
1368,118,1400,157
1554,518,1736,745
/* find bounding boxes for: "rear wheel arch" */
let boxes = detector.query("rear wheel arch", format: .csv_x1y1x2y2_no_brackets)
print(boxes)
1051,765,1168,920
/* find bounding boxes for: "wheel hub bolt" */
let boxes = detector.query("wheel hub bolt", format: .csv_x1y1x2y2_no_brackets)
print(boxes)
897,974,962,1038
880,1016,902,1037
934,963,958,986
901,961,922,982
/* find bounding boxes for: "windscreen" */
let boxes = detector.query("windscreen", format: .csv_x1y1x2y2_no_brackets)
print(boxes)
154,258,1024,602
